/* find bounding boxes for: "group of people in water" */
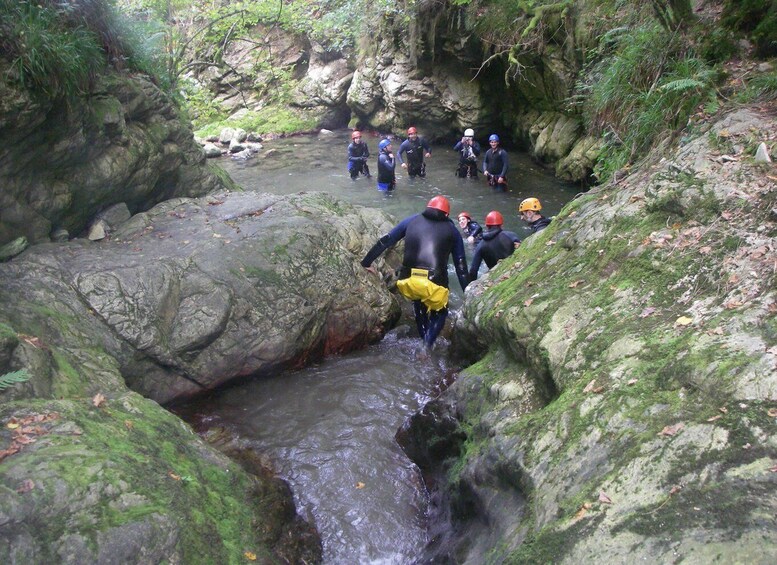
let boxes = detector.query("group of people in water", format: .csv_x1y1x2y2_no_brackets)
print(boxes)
354,126,553,350
348,127,510,191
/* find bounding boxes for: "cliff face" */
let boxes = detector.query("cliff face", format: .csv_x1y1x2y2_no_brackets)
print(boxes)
408,106,777,562
0,65,229,248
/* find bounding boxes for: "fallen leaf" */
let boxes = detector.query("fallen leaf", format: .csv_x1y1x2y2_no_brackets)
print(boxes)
719,406,728,414
573,502,593,521
675,316,694,326
524,298,534,307
639,307,656,318
244,551,257,561
598,491,612,504
583,379,597,393
627,379,638,385
659,422,685,437
92,393,106,408
743,443,752,449
124,420,134,430
770,465,777,473
355,482,366,489
706,415,722,422
20,335,44,348
592,386,605,394
669,485,682,496
699,246,712,254
767,408,777,418
568,280,585,288
6,422,19,430
17,479,35,493
720,210,734,221
724,300,744,309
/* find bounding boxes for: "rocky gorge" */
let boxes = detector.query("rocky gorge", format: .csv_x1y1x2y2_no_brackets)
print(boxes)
1,0,776,562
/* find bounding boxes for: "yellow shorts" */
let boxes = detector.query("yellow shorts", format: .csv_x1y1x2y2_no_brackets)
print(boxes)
395,268,449,311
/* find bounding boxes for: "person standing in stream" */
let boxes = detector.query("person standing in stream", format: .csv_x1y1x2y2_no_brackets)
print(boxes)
361,196,469,349
397,127,432,178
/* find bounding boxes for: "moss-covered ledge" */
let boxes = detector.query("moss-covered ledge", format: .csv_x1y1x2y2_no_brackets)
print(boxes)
432,107,777,563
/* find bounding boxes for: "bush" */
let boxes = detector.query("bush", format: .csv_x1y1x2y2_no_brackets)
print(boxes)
581,24,718,182
0,0,106,98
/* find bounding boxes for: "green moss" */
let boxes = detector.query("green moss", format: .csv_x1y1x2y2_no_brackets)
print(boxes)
195,105,319,138
0,322,17,340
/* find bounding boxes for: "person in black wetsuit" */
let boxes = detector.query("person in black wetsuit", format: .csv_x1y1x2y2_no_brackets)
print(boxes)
347,130,371,180
483,134,509,191
453,128,481,178
469,210,521,281
518,197,552,233
457,211,483,245
397,127,431,178
376,138,396,192
361,196,469,349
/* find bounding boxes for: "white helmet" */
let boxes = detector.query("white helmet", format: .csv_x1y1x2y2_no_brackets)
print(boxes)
464,128,474,137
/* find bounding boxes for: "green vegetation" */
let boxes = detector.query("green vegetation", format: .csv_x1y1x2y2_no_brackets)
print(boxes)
580,23,719,181
0,0,165,99
0,369,30,391
193,106,318,137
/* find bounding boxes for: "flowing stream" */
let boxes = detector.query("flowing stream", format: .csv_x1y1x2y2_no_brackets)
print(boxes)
175,131,579,563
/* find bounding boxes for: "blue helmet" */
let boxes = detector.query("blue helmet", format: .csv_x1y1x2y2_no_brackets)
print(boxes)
378,138,391,151
489,134,500,142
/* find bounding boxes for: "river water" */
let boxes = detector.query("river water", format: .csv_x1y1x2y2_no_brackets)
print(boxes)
175,130,579,563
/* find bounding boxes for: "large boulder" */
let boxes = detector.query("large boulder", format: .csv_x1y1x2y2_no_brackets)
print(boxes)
0,65,229,247
0,391,321,564
0,191,401,404
417,108,777,562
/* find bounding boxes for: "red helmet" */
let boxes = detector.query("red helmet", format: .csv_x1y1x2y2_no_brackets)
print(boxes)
457,211,471,220
427,196,450,215
351,131,361,140
407,127,417,135
485,210,504,226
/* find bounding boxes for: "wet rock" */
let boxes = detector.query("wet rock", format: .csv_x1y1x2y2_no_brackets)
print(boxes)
203,143,222,158
0,237,27,261
0,191,401,404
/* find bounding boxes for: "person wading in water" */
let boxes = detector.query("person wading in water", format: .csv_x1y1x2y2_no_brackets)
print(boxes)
361,196,469,349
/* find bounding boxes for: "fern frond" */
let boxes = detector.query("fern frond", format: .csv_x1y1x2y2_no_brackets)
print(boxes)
0,369,31,391
659,78,705,92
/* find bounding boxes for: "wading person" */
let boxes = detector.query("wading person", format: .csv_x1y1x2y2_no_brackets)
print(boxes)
483,134,508,191
469,210,521,281
361,196,469,349
347,130,371,180
376,138,396,192
453,128,481,178
518,197,552,233
397,126,431,178
457,211,483,245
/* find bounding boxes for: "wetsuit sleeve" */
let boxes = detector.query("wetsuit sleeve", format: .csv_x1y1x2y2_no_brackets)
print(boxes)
482,150,489,173
472,222,483,240
422,139,431,154
473,142,481,156
361,216,413,267
505,230,521,244
453,141,463,151
469,243,483,282
348,144,356,163
498,150,509,178
450,225,469,291
396,141,407,165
